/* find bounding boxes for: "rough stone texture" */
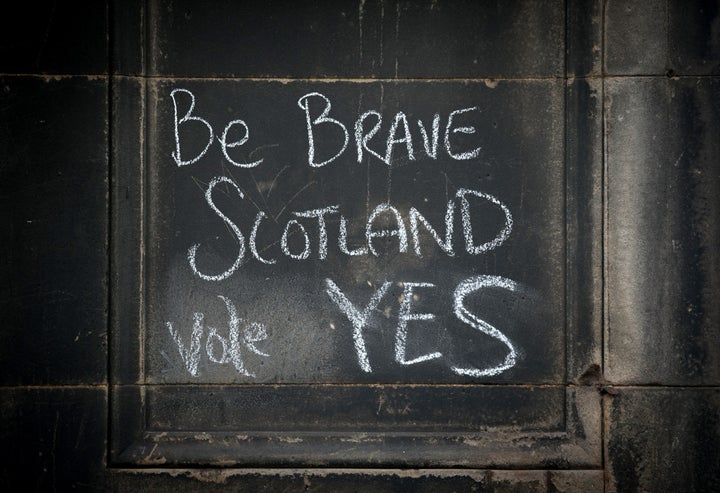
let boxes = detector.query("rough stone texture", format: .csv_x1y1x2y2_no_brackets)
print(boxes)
549,470,604,492
605,77,720,385
491,470,546,492
0,388,107,491
111,0,144,75
606,388,720,493
603,6,720,485
143,0,565,78
667,0,720,75
1,1,719,491
379,0,565,78
113,470,490,492
0,76,109,386
111,469,605,492
605,0,667,75
0,0,108,75
605,0,720,75
566,0,604,77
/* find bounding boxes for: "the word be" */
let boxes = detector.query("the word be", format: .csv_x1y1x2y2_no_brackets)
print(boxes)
170,88,263,168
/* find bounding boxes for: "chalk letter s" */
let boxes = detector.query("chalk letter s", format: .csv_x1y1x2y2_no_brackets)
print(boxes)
452,275,518,377
188,176,246,281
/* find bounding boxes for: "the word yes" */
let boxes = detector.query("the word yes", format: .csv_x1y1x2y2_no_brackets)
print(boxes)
326,275,519,378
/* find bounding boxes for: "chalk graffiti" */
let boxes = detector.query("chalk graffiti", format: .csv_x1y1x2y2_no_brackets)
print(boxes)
164,87,529,379
186,180,513,279
324,276,519,376
167,295,268,377
298,91,482,166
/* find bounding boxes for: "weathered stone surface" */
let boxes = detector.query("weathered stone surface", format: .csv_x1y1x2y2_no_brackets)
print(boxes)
111,0,144,75
566,0,603,77
143,0,566,78
667,0,720,75
113,469,489,492
605,0,720,75
111,469,606,492
605,77,720,385
606,388,720,493
549,470,603,492
0,76,108,385
491,470,546,492
0,388,107,491
605,0,667,75
0,0,108,75
1,1,718,490
379,0,565,78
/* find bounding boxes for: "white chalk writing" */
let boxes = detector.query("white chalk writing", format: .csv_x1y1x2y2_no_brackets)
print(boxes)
187,176,245,281
451,276,518,377
395,282,442,365
164,87,531,380
167,296,268,377
324,276,519,376
171,88,262,168
297,91,483,166
186,177,511,275
297,92,349,167
324,278,392,372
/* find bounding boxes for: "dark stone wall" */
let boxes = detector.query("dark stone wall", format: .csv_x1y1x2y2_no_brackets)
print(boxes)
1,1,718,490
604,1,720,491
